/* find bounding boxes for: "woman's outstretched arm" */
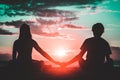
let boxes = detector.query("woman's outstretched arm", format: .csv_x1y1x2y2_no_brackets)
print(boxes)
33,40,60,65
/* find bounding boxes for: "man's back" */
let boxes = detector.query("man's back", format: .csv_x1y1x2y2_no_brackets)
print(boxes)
81,37,111,65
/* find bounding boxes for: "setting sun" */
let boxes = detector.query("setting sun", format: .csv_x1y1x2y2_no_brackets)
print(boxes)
55,48,66,58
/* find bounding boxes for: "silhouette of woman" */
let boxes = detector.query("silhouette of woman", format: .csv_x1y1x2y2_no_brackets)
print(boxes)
12,23,57,65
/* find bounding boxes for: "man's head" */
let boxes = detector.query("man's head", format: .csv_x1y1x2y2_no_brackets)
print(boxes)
92,23,104,37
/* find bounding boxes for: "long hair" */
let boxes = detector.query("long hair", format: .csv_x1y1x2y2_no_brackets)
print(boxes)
19,23,32,40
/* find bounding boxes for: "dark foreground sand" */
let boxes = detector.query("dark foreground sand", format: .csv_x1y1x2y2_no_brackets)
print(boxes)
0,61,120,80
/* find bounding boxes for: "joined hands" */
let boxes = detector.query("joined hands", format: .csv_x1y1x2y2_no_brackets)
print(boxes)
54,61,69,67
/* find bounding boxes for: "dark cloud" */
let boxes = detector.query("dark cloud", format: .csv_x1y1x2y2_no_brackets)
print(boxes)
63,17,79,21
0,0,105,17
36,9,75,17
0,0,29,4
0,0,105,5
0,28,13,35
61,24,82,29
36,18,58,25
0,20,25,28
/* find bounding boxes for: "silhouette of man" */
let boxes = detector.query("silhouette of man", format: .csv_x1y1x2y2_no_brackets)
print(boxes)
12,23,58,65
64,23,112,70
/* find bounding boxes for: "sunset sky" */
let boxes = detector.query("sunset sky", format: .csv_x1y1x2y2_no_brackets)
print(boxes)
0,0,120,67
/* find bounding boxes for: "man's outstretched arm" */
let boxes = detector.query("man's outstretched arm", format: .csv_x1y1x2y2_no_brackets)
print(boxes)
62,50,86,67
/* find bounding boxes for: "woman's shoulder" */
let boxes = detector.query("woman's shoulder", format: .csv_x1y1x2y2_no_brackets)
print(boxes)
31,39,37,44
14,39,36,43
13,39,20,46
14,39,38,46
31,39,36,42
14,39,19,43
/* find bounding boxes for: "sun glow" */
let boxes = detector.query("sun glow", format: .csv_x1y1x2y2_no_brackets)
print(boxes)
55,48,66,58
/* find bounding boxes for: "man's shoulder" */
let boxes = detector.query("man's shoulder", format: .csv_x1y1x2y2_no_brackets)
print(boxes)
85,37,108,43
86,37,106,41
100,38,109,44
85,37,94,41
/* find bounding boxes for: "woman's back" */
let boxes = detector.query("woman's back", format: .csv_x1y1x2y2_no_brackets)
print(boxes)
14,39,35,63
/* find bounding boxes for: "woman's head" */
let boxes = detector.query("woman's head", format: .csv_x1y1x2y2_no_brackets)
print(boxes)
19,23,32,39
92,23,104,37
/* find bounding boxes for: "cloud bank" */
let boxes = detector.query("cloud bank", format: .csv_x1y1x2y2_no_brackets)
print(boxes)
0,28,13,35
